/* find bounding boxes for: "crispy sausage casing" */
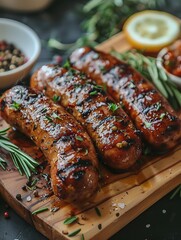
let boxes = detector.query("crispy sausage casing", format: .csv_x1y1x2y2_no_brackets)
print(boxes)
0,85,99,202
31,65,142,170
69,47,181,150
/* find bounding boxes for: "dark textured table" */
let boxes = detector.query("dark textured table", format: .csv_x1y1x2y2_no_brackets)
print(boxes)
0,1,181,239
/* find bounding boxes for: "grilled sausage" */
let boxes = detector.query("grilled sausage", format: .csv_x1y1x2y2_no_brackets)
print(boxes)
31,65,142,170
69,47,181,150
0,85,99,202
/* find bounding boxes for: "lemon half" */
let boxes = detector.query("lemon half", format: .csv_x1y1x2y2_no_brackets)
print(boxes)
123,10,181,52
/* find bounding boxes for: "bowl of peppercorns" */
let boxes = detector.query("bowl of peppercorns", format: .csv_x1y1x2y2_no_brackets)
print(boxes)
0,18,41,89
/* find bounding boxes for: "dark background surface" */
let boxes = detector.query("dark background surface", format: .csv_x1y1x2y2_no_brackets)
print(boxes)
0,0,181,239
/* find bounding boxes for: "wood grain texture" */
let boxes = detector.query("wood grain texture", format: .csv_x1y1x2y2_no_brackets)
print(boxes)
0,32,181,240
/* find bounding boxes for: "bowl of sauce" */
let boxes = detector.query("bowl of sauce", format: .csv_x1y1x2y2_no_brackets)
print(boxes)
157,39,181,88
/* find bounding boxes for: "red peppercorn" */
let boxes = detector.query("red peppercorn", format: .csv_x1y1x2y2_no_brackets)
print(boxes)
4,211,9,219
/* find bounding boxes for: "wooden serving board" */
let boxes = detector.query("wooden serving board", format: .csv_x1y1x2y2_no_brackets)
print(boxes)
1,32,181,240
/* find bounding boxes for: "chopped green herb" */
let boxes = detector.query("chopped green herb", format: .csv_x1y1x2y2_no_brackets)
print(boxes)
95,207,101,217
68,228,81,237
0,128,39,178
108,103,119,112
45,115,53,122
63,216,78,225
155,102,162,111
129,82,135,89
81,234,85,240
99,65,106,73
52,112,62,120
63,60,71,69
76,136,83,141
53,95,61,102
144,121,152,129
160,113,166,119
90,90,98,96
41,107,47,113
32,207,49,215
84,149,89,155
10,101,20,110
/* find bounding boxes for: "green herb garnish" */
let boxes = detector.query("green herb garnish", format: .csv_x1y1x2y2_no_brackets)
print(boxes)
63,216,78,225
95,207,101,216
81,234,85,240
45,115,53,122
32,207,49,215
68,228,81,237
108,103,119,112
76,136,83,141
52,112,62,120
0,128,39,178
10,101,20,110
53,95,61,102
144,121,152,129
90,90,98,96
160,113,166,119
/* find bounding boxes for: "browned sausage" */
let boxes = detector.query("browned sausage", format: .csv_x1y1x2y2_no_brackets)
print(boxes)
30,65,142,170
0,85,99,202
69,47,181,150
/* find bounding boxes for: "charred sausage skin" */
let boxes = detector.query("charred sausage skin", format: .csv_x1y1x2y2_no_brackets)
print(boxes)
31,65,142,170
0,85,99,202
69,47,181,150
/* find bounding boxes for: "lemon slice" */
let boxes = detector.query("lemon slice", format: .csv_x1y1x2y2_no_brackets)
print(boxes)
123,10,181,52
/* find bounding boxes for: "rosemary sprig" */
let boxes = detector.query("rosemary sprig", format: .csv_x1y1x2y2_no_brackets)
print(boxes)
63,216,78,225
0,128,39,178
48,0,165,52
111,50,181,110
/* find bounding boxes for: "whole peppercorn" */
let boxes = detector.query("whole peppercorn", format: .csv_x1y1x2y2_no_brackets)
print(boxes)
16,193,22,201
4,211,9,219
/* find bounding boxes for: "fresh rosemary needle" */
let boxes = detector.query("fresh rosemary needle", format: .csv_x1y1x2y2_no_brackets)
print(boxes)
0,128,39,178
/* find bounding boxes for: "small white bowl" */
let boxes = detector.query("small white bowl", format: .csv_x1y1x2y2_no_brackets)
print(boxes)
157,47,181,89
0,18,41,89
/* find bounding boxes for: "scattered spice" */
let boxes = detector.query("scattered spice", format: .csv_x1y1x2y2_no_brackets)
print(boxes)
144,121,152,129
33,190,39,197
26,196,32,202
162,209,167,214
146,224,151,228
111,125,118,131
116,141,128,149
16,193,22,201
62,230,68,235
22,185,27,191
4,211,9,219
0,40,27,72
98,224,102,230
118,202,125,209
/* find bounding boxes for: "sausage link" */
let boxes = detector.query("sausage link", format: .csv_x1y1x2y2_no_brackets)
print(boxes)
69,47,181,150
31,65,142,170
0,85,99,202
